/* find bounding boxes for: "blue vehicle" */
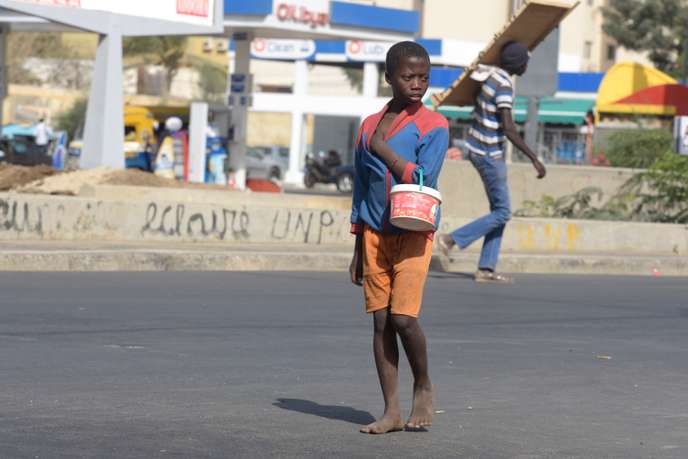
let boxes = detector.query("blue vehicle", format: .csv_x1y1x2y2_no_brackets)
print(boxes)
0,124,53,166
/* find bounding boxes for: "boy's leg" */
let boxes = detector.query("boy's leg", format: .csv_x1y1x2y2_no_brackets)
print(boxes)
360,308,404,434
392,314,433,428
390,233,434,428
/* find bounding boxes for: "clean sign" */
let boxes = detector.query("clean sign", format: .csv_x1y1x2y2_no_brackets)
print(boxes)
251,39,316,60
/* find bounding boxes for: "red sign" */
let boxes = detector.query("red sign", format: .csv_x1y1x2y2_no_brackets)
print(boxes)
19,0,80,6
176,0,209,17
276,3,329,29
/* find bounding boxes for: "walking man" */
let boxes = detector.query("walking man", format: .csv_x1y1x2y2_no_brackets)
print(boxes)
438,42,546,283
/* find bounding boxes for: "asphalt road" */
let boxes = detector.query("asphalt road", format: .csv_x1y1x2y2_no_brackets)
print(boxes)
1,272,687,459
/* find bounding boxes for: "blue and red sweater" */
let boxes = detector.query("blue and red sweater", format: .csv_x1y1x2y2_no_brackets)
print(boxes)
350,101,449,235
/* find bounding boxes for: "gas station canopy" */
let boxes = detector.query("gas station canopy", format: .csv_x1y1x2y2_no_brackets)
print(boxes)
1,1,419,39
0,0,419,177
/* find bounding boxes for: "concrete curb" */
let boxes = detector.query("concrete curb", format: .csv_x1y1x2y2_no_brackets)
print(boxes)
439,253,688,277
1,248,686,276
0,249,352,272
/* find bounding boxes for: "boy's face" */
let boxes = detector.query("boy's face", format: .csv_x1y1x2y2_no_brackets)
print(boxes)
385,56,430,105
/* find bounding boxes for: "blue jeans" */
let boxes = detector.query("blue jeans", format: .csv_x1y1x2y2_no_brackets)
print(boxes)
450,152,511,271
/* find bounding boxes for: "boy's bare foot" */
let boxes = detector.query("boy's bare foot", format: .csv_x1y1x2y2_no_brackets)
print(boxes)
360,412,404,434
406,384,433,429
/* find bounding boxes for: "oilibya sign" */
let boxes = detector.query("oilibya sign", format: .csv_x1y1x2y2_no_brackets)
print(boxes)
11,0,215,26
274,0,329,29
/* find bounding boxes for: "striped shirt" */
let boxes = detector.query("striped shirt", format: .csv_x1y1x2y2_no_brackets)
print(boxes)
466,67,514,158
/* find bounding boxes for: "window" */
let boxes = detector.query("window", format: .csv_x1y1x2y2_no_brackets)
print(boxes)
607,45,617,61
247,148,264,160
584,41,593,60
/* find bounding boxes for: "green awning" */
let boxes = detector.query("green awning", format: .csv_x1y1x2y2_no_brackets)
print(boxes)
432,97,595,125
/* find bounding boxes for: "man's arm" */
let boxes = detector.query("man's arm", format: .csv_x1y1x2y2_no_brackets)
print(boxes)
499,107,546,179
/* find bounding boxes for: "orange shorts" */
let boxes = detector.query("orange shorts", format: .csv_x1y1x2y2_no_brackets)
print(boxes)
362,226,433,318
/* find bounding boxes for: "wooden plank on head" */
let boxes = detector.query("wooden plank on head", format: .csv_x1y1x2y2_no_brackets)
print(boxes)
431,0,580,108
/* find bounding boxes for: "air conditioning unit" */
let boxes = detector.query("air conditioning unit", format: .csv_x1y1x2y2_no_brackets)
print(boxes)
202,39,213,53
216,40,228,53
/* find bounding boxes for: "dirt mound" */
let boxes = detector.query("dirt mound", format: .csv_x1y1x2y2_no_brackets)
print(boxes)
0,164,60,191
102,169,235,191
15,166,235,195
18,167,117,195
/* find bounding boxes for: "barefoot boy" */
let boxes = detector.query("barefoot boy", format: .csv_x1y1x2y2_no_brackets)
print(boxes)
438,41,547,283
349,42,449,434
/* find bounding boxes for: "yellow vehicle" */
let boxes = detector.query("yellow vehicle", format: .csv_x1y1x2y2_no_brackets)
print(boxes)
123,106,159,170
124,106,157,145
67,106,160,169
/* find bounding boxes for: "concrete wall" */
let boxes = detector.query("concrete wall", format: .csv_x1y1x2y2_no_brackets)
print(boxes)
0,192,351,246
437,161,637,218
2,190,686,256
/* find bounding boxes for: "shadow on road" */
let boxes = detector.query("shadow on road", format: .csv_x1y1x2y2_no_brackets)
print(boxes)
273,398,375,425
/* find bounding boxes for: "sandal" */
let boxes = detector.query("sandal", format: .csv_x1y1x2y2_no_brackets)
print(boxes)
474,270,514,284
436,234,454,257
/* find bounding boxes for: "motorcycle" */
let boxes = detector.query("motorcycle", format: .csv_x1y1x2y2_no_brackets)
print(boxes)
303,150,355,193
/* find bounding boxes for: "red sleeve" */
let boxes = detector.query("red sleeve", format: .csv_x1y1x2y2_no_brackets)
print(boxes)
401,162,416,184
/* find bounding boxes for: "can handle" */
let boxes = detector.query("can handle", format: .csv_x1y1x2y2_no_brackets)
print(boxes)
418,167,424,191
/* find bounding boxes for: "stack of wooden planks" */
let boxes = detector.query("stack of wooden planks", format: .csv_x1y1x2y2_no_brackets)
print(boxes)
431,0,580,108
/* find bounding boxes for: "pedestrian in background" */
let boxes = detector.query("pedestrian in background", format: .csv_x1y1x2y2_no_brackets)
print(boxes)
34,117,53,154
437,41,546,283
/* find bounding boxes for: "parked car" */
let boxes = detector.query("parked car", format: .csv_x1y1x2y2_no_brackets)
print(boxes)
246,146,289,180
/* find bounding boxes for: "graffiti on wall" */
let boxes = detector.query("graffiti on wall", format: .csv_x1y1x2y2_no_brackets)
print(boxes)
0,199,44,235
0,195,352,246
270,209,338,245
141,203,251,241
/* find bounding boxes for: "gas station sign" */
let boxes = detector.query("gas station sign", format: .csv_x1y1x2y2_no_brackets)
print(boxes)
275,0,329,29
251,38,316,60
346,40,392,62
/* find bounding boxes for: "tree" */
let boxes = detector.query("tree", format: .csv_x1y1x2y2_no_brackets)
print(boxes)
123,36,188,97
342,66,363,91
197,62,227,102
602,0,688,76
622,151,688,223
604,129,673,169
55,97,88,140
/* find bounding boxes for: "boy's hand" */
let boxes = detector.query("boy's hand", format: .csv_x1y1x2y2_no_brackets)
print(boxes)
533,160,547,179
349,249,363,286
